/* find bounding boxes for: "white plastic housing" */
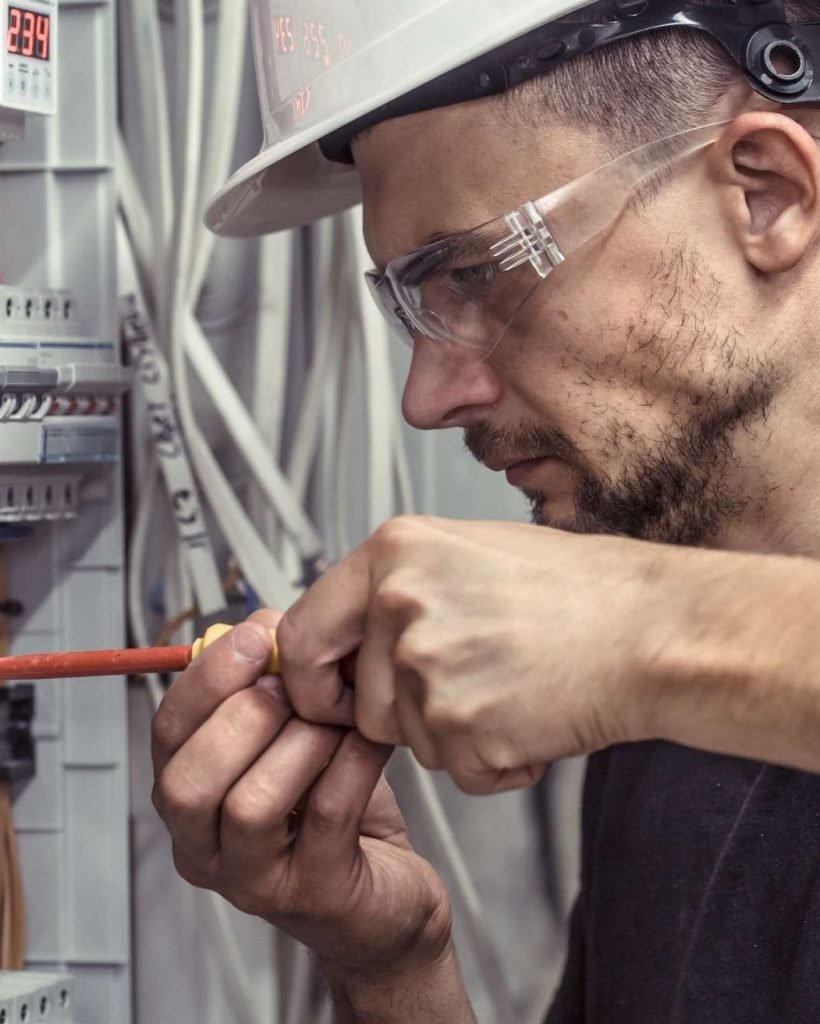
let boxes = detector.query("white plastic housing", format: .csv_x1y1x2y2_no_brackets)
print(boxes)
205,0,591,236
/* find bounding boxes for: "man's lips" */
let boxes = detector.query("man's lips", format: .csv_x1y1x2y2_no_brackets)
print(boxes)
504,457,561,487
483,454,550,473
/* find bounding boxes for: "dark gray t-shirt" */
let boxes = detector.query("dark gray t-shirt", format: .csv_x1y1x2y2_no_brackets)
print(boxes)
547,742,820,1024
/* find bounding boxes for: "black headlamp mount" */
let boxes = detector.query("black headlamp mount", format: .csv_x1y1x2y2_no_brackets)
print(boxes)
319,0,820,164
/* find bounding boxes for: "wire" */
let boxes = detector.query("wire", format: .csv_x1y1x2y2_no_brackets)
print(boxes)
127,452,165,712
188,0,249,304
121,0,174,331
184,310,323,563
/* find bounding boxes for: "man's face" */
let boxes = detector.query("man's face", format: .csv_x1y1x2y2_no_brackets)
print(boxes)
355,99,812,550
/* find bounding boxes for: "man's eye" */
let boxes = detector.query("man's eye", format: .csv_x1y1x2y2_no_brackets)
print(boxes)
447,262,498,289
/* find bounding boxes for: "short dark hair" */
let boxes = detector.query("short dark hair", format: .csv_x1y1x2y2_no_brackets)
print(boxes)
505,1,820,151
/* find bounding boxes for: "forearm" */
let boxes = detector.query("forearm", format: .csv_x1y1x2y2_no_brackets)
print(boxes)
322,940,477,1024
645,548,820,772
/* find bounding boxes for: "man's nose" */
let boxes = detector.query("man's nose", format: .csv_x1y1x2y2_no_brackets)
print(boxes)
401,335,503,430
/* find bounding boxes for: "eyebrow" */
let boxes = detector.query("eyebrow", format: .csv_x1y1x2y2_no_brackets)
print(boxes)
373,226,492,275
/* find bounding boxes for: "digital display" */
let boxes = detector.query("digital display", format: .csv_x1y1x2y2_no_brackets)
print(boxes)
7,6,50,61
272,16,352,68
271,10,354,122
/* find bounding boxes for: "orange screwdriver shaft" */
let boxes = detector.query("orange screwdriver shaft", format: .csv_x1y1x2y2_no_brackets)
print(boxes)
0,624,282,682
0,645,194,680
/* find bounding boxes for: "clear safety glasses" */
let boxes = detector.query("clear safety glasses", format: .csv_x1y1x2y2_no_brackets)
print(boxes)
364,121,728,361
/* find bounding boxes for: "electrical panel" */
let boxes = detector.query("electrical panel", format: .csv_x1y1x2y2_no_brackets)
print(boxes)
0,1,130,1021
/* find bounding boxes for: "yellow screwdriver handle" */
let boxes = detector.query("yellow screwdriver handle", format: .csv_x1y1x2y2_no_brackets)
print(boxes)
190,623,280,674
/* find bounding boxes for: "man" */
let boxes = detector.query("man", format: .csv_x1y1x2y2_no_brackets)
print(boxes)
153,1,820,1021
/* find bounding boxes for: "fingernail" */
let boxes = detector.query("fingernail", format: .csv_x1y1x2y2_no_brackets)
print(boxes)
232,623,269,663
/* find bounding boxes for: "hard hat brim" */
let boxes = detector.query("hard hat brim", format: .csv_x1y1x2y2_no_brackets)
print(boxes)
204,139,362,238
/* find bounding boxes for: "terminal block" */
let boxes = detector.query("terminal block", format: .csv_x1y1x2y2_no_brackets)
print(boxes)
0,970,74,1023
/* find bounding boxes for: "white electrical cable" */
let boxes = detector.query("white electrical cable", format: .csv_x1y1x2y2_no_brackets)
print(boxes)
285,217,346,505
115,132,154,285
183,309,324,562
126,453,165,713
250,232,294,552
198,889,262,1024
121,0,174,328
398,755,519,1022
352,225,401,530
188,0,249,303
171,0,300,612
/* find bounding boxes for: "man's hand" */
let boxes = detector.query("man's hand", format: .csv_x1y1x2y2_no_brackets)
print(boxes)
151,609,452,973
277,516,660,794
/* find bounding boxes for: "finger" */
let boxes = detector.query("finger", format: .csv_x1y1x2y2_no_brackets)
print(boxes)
220,720,345,866
447,756,548,796
248,608,285,631
359,773,410,846
277,547,372,725
152,618,277,775
153,675,293,863
296,730,393,876
353,601,403,745
392,677,440,770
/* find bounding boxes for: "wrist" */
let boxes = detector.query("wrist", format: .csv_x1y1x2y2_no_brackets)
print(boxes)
322,937,476,1024
638,548,820,763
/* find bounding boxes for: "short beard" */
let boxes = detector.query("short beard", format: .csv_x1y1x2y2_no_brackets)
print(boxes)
463,357,777,547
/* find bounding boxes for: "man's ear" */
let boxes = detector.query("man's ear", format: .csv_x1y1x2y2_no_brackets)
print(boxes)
710,111,820,274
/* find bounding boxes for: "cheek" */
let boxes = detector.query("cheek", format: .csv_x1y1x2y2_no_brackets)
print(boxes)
496,264,694,455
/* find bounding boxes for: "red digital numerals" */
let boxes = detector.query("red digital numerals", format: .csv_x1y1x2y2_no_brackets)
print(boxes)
273,15,296,54
301,20,330,67
7,7,49,61
293,84,311,121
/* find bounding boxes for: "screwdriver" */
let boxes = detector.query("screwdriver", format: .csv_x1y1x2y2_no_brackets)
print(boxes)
0,624,280,681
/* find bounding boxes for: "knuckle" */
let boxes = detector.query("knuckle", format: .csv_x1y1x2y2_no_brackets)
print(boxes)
453,772,493,796
172,846,216,890
393,630,435,675
306,791,349,834
276,610,313,673
223,786,275,836
153,770,205,822
222,687,280,737
355,707,392,744
151,708,183,757
372,515,422,556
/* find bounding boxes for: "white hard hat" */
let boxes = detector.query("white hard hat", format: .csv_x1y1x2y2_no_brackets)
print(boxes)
205,0,820,238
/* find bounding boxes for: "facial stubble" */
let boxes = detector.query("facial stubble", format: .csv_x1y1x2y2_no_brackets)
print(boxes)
464,250,778,547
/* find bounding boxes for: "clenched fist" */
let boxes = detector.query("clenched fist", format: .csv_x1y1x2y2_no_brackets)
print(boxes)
277,516,662,794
